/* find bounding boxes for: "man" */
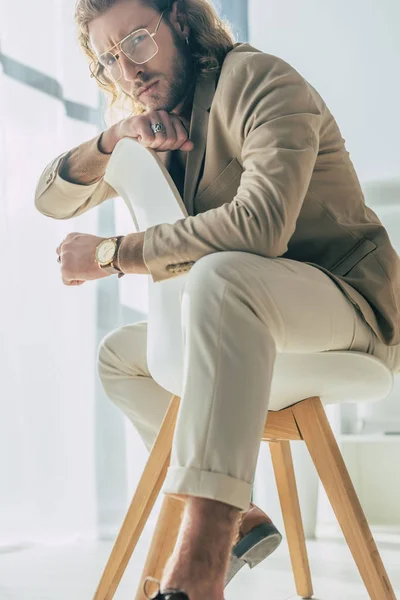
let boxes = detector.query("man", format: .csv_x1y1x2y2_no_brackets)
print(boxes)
34,0,400,599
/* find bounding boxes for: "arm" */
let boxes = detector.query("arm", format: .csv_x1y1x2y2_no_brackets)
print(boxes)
34,113,191,222
58,130,114,185
118,54,322,282
34,130,118,220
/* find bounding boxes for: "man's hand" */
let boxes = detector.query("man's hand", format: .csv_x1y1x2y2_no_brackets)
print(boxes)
101,110,193,154
56,232,146,286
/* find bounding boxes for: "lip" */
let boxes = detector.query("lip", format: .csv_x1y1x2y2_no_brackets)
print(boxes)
138,81,158,98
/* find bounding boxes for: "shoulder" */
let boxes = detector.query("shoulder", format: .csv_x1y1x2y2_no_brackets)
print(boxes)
214,43,324,118
218,43,308,87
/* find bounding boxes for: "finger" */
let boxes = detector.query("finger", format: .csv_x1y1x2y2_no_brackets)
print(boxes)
134,116,158,147
63,274,82,285
62,277,85,286
147,119,167,149
153,111,176,150
172,117,193,151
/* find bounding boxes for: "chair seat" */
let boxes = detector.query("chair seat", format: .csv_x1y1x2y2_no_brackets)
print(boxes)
104,138,394,412
269,351,393,410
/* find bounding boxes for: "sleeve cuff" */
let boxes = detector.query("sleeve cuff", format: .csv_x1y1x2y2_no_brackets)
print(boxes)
142,225,196,282
117,229,159,277
142,226,162,281
118,225,184,282
118,224,197,282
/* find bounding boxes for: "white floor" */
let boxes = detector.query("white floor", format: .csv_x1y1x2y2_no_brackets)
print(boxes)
1,527,399,600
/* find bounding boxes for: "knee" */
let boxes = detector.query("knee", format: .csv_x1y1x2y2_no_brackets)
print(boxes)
97,329,119,382
97,321,148,386
183,252,240,296
182,252,253,307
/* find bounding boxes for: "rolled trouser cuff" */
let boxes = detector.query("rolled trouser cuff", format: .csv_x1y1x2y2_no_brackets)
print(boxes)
162,466,252,511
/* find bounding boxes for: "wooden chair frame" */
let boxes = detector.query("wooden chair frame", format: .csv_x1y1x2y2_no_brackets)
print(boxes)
92,395,396,600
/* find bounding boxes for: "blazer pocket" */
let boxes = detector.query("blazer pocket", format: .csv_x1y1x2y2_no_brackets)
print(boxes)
196,157,243,206
330,238,377,277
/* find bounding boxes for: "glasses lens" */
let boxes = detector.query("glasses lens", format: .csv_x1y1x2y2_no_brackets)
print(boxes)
97,52,122,82
89,62,108,85
121,29,158,64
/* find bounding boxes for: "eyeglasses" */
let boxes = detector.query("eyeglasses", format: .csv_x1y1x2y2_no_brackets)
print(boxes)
90,11,164,86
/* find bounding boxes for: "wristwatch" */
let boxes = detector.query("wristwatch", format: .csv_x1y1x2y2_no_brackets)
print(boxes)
95,236,125,278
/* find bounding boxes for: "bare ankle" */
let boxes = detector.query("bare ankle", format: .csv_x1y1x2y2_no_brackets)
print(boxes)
161,497,240,595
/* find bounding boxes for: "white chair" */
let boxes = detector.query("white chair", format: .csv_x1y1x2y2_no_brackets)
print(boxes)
92,137,396,600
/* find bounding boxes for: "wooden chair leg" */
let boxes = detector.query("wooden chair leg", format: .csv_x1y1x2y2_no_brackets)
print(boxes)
270,440,314,599
93,395,180,600
292,397,396,600
135,495,186,600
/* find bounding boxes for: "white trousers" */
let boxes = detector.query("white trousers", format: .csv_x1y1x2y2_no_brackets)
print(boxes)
97,253,400,511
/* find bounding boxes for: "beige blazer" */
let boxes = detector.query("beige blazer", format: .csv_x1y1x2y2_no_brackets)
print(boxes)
35,42,400,346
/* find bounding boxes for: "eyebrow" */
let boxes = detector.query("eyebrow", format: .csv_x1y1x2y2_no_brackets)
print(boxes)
102,23,149,55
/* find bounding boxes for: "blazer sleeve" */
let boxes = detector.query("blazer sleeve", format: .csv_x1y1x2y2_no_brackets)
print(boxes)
120,54,322,282
34,134,117,220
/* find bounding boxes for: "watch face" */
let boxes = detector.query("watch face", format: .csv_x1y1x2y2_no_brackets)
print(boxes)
96,240,116,265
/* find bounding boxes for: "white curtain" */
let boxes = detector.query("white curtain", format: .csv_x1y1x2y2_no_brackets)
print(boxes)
0,0,251,554
0,0,151,549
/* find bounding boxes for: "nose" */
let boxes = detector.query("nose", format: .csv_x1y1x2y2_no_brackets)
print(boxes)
117,52,143,83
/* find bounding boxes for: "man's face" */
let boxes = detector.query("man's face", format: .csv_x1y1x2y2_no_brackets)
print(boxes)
88,0,195,113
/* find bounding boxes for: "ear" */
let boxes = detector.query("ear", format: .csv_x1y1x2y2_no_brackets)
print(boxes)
169,0,190,39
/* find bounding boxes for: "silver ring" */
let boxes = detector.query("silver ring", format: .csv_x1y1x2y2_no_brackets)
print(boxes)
151,122,166,135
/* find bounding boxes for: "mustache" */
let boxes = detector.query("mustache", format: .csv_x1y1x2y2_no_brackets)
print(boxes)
134,76,161,92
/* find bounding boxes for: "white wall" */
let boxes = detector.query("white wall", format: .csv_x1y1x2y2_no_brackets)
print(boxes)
248,0,400,435
248,0,400,183
249,0,400,530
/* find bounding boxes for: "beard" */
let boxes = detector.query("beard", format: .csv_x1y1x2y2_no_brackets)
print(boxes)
143,28,196,113
163,29,196,112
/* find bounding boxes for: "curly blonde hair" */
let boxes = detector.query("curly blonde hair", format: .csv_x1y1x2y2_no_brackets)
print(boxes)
75,0,236,125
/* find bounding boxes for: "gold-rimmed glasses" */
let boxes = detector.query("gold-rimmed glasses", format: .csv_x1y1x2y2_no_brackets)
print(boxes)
90,11,164,85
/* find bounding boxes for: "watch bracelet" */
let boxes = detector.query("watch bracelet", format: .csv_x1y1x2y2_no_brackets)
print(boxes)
99,236,125,277
114,236,125,277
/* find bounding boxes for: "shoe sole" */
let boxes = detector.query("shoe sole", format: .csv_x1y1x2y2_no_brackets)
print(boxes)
224,522,283,587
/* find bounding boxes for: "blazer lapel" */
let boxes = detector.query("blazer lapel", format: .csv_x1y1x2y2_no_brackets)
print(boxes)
184,70,218,216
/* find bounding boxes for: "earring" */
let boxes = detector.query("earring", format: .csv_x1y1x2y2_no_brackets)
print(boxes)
185,36,189,45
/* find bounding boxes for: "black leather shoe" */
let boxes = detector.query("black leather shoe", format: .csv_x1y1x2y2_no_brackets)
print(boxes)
143,576,190,599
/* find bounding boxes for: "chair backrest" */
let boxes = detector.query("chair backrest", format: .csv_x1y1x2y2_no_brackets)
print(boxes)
105,138,394,410
105,138,189,397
